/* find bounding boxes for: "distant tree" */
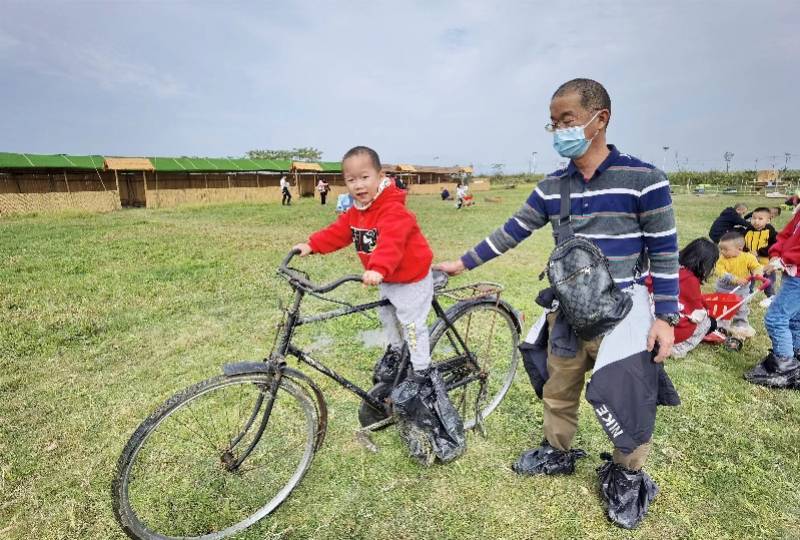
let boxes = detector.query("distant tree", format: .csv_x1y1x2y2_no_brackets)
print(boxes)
246,147,323,162
490,163,505,179
723,151,734,172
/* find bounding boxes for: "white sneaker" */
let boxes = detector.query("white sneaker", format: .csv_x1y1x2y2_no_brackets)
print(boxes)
760,297,773,308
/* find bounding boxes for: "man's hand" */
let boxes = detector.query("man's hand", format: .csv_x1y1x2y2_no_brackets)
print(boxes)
647,319,674,363
292,243,312,257
362,270,384,286
434,259,466,276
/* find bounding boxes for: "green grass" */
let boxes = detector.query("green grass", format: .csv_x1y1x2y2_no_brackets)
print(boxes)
2,191,799,539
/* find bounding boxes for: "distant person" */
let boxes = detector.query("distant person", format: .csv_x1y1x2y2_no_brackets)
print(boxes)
393,174,407,190
708,203,750,242
785,191,800,213
335,192,354,214
672,238,720,358
317,178,330,205
440,187,451,201
280,175,292,206
455,183,469,209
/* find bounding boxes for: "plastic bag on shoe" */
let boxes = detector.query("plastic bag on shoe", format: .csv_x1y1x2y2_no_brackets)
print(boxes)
390,369,466,465
372,345,408,384
744,352,800,389
597,453,658,529
512,441,587,475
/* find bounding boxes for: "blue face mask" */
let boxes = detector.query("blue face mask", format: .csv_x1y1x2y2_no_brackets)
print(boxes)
552,110,601,159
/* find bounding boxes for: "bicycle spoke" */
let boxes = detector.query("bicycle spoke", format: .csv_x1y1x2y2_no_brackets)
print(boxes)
118,374,318,539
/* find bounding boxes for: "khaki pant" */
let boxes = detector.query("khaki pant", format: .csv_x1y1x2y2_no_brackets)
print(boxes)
542,313,652,470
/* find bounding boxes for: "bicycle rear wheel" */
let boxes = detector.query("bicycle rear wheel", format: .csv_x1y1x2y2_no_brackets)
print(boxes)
429,298,521,429
113,373,319,539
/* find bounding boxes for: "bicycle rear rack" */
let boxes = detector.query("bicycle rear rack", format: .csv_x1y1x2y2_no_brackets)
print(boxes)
437,281,504,302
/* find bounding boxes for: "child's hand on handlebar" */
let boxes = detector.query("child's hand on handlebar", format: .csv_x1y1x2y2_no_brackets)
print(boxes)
293,243,313,257
362,270,384,286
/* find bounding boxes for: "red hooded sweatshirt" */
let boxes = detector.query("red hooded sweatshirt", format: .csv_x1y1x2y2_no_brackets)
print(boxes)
308,182,433,283
769,212,800,268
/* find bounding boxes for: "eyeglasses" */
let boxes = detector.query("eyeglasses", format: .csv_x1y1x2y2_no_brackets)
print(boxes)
545,109,602,133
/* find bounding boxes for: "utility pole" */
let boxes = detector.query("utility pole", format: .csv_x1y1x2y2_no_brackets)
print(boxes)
662,146,670,172
785,152,792,170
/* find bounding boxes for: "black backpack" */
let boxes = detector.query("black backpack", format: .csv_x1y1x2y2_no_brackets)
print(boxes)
543,178,633,340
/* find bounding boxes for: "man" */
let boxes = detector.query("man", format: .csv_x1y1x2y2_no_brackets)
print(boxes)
436,78,680,529
708,203,750,242
280,175,292,206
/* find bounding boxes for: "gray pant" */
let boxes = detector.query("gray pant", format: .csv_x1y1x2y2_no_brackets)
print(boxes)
377,271,433,371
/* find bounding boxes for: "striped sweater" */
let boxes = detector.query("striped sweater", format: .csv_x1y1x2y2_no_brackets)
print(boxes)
461,145,680,314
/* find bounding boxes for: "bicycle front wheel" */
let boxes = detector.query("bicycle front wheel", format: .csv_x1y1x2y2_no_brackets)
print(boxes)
112,373,319,540
429,298,521,430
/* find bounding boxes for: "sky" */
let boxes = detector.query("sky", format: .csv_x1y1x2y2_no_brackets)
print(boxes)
1,0,798,174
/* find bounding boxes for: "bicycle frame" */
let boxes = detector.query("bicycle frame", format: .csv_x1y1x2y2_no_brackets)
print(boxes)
274,279,476,413
224,252,483,468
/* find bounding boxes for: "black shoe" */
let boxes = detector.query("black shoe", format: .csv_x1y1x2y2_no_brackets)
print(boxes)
597,453,658,530
372,345,408,384
744,350,800,389
512,440,587,476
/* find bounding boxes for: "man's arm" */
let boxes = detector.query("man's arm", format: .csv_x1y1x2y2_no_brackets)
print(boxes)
459,187,550,270
638,173,679,314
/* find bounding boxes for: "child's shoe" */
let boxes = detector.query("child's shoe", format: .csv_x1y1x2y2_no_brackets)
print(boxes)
729,324,755,340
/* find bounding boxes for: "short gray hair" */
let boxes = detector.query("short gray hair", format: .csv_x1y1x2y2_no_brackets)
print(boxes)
552,78,611,113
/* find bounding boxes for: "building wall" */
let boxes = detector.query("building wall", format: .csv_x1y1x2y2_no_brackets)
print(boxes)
145,186,285,209
0,171,114,193
0,191,121,216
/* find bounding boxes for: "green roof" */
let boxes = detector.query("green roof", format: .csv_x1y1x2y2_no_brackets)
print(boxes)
0,152,105,170
0,152,292,172
147,157,291,172
318,161,342,172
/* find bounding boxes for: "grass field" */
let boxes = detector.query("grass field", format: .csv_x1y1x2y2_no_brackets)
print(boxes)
2,190,799,539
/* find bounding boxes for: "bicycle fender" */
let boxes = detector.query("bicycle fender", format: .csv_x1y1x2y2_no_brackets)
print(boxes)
222,361,276,376
281,366,329,451
221,361,329,451
431,297,523,337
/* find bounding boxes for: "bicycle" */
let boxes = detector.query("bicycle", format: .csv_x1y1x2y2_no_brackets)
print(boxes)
112,249,522,539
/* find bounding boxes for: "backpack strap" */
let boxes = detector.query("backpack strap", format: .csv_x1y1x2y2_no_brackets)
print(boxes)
556,178,575,244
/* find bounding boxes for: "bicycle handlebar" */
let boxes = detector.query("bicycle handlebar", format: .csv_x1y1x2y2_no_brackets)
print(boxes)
278,249,363,293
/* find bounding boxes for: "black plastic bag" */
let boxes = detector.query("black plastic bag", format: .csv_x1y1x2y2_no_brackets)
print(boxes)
372,345,408,384
391,369,466,466
744,352,800,389
597,454,658,529
512,441,587,475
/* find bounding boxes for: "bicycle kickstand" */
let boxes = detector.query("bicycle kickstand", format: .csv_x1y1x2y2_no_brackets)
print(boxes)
355,417,396,453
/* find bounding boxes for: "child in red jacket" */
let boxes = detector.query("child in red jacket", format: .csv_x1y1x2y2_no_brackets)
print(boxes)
293,146,435,375
746,211,800,387
672,238,719,358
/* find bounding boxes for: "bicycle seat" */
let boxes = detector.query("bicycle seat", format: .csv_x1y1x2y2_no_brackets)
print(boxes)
432,269,449,292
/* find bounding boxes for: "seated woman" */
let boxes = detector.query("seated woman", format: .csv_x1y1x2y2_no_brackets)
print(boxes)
672,238,720,358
